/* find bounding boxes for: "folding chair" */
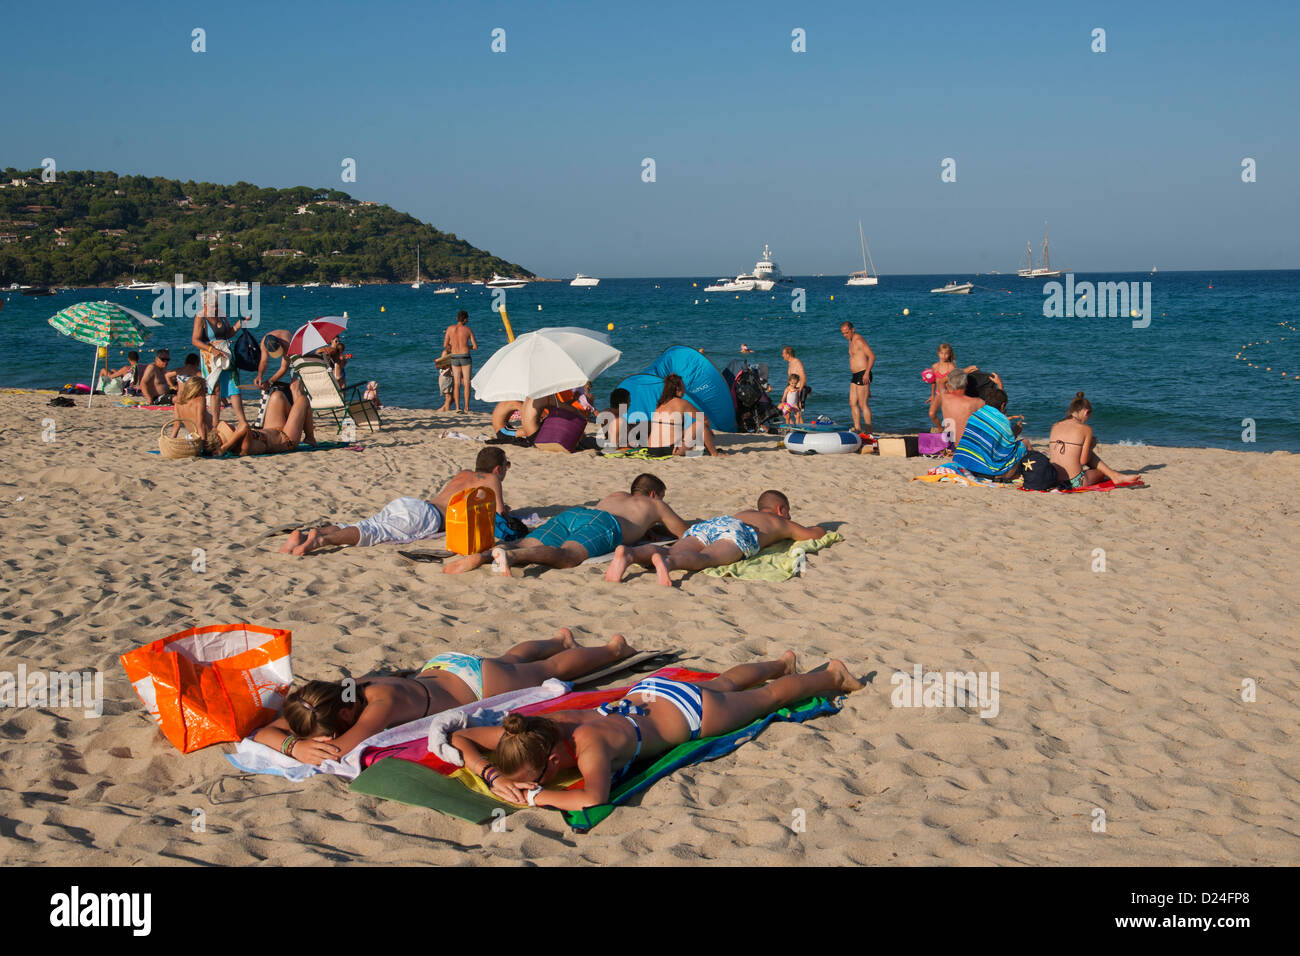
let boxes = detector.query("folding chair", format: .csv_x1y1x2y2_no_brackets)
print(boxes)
290,356,381,434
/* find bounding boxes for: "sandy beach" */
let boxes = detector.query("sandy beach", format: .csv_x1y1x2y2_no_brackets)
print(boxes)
0,393,1297,866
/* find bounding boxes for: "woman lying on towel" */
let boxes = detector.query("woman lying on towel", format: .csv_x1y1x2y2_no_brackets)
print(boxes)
213,378,317,456
451,654,863,810
254,629,634,765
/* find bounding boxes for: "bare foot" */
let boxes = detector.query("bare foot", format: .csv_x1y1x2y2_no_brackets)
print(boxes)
443,551,492,574
826,659,865,694
607,633,634,658
779,650,798,675
291,528,321,557
280,530,303,554
604,545,629,583
490,546,513,577
556,627,576,650
651,552,672,587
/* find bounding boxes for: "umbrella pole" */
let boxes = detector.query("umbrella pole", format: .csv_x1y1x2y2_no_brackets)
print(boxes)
88,350,98,408
499,306,515,343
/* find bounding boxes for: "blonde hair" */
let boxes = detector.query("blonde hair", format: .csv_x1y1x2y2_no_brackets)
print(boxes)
176,377,206,404
938,343,954,362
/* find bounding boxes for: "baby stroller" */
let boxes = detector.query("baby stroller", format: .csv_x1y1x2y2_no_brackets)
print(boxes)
724,360,783,433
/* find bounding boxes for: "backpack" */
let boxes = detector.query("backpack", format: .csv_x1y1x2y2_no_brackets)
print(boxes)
231,328,262,372
1020,450,1063,491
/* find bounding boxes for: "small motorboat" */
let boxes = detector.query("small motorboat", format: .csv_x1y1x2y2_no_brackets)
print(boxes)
930,281,973,294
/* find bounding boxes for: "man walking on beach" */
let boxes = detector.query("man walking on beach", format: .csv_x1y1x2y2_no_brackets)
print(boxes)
444,473,690,575
281,447,511,556
841,322,875,433
605,490,824,586
442,310,477,412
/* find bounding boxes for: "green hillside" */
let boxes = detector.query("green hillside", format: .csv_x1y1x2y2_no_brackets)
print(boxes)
0,168,533,286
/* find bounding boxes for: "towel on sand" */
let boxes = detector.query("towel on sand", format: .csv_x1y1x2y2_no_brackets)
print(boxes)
699,530,844,581
912,465,1144,493
225,679,569,781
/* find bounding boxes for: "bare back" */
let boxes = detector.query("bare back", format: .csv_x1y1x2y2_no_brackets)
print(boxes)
733,509,820,548
648,397,700,447
432,468,507,515
1048,418,1094,477
940,391,985,444
597,491,685,542
444,323,473,353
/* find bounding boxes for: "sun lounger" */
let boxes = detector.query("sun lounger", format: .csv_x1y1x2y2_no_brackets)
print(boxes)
291,355,381,434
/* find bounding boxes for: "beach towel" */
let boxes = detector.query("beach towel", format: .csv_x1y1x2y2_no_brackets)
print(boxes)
698,530,844,581
950,406,1027,478
599,447,676,460
912,466,1144,493
225,679,570,781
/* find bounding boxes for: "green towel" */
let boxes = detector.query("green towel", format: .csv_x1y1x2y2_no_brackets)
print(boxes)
600,447,675,460
699,530,843,581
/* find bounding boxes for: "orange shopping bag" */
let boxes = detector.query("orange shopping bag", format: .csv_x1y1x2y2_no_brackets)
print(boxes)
446,486,496,556
120,623,293,754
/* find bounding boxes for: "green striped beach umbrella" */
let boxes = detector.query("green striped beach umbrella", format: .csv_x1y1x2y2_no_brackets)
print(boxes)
48,301,155,407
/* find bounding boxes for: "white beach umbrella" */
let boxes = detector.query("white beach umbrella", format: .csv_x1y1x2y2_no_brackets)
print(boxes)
472,326,620,402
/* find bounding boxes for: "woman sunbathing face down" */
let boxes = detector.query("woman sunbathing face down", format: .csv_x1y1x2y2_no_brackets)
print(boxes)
252,629,636,764
451,654,864,810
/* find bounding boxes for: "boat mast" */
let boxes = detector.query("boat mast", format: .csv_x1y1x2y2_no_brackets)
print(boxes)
859,220,877,276
1042,223,1050,272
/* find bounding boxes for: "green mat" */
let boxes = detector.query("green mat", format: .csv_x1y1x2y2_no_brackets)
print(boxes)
350,759,516,824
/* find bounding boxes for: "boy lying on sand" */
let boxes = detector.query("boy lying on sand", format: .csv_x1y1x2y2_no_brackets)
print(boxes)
605,489,824,585
444,473,689,575
255,628,634,765
451,653,864,810
281,447,510,556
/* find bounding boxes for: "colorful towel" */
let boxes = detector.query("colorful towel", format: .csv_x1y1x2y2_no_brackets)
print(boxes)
950,406,1027,478
225,679,570,781
699,530,844,581
599,447,676,460
912,466,1145,493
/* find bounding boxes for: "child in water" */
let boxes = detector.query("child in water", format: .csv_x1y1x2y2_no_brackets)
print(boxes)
254,628,634,765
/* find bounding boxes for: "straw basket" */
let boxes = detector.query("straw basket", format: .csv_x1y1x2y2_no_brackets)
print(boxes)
159,419,203,459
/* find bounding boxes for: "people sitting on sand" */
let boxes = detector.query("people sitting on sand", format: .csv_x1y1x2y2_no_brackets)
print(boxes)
255,628,636,765
984,387,1025,438
1048,392,1133,488
647,374,727,457
444,473,689,575
491,397,549,441
937,369,986,445
165,353,203,393
137,349,171,404
101,351,141,393
214,378,317,457
597,387,632,450
606,490,825,585
950,388,1029,482
171,377,218,453
282,447,512,556
451,652,864,809
322,336,348,388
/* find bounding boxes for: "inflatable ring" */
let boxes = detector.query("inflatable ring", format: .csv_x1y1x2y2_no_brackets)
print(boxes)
783,431,862,454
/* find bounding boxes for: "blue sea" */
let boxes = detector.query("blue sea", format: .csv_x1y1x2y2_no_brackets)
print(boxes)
3,271,1297,451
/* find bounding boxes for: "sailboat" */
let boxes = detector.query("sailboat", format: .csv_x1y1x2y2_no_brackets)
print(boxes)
846,220,879,286
411,244,422,289
1018,222,1063,278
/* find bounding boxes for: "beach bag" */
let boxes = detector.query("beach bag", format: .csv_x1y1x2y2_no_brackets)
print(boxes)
1020,450,1064,491
446,487,496,556
231,328,262,372
917,432,950,455
120,623,293,754
534,405,587,452
159,419,204,458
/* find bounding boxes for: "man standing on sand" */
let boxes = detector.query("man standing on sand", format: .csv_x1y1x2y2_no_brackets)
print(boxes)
840,322,875,433
938,369,986,446
445,473,690,575
442,310,478,412
606,489,824,586
281,447,512,556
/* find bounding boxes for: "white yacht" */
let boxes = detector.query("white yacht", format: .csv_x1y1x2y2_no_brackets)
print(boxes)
931,281,973,294
571,273,600,287
116,279,160,291
433,285,457,294
486,273,527,288
751,245,788,291
847,221,879,286
302,281,321,288
411,244,423,289
1018,222,1064,278
703,276,757,293
330,281,358,289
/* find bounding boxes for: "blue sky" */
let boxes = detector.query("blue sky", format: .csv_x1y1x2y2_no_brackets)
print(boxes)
5,0,1298,276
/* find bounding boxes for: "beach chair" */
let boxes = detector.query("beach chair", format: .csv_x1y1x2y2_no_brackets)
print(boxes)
290,356,381,434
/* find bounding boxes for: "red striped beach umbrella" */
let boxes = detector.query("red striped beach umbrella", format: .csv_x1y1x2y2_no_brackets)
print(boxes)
288,316,348,356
